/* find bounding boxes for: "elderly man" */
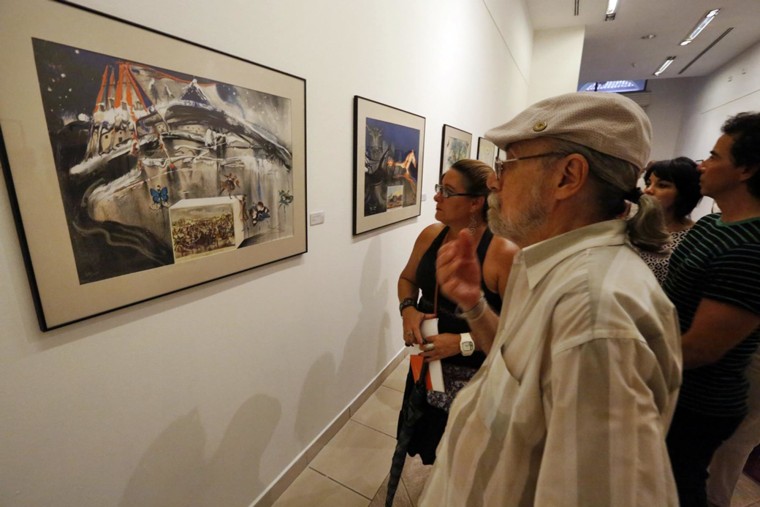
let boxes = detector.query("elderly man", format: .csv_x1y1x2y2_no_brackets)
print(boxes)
663,112,760,507
419,92,682,506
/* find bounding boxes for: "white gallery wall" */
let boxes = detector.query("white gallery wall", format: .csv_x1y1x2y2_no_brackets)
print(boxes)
529,26,586,105
0,1,538,506
677,40,760,162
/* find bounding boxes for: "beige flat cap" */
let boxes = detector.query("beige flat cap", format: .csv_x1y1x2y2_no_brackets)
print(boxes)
485,92,652,168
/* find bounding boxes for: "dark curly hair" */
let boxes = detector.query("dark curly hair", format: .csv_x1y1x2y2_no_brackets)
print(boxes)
644,157,702,219
722,112,760,198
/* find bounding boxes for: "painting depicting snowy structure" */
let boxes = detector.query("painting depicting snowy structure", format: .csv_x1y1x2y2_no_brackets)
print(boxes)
0,0,306,329
34,38,296,283
353,96,425,235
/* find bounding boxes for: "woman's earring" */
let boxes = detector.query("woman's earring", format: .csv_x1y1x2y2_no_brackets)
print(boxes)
468,213,478,234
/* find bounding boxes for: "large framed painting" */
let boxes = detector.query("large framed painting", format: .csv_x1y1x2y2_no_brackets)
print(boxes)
476,137,498,169
0,0,307,330
353,96,425,235
440,124,472,175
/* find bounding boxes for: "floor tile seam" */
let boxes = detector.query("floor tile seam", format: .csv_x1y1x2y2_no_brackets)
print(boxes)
378,382,406,395
381,382,406,394
307,466,374,501
349,417,398,439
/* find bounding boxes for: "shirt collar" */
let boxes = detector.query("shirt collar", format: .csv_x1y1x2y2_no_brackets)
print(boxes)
517,219,627,289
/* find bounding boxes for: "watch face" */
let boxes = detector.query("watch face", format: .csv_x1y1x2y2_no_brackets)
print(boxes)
462,341,474,352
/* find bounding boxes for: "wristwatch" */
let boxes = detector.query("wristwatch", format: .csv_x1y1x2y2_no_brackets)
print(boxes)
460,333,475,356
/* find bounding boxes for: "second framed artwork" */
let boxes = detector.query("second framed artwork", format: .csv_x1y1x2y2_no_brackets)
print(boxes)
353,96,425,235
440,124,472,175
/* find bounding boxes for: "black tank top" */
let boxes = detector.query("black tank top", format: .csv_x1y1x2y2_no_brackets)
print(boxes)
414,226,502,367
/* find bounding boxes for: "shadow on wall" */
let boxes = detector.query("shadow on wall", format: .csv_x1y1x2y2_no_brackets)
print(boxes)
119,394,281,507
339,235,392,381
294,236,392,445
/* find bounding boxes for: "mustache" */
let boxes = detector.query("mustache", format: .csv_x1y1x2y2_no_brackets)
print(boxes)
487,193,500,211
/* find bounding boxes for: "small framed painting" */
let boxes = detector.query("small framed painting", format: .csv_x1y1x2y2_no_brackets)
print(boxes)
440,124,472,175
353,96,425,235
476,137,498,168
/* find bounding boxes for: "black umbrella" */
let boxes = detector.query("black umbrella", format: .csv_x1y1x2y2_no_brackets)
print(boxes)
385,360,429,507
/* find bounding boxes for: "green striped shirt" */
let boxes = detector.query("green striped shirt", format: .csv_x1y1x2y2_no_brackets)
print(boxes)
664,213,760,417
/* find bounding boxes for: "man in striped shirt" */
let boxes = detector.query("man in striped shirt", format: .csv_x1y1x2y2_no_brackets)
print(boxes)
420,92,683,506
663,112,760,507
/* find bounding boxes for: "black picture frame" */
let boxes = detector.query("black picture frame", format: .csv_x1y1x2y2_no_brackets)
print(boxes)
0,0,307,330
440,124,472,175
353,96,425,235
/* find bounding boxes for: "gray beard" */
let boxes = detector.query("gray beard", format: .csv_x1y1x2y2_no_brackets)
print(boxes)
487,189,549,245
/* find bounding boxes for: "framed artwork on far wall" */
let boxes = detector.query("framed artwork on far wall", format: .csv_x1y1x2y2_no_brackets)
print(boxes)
440,124,472,175
0,0,307,330
353,96,425,235
476,137,498,169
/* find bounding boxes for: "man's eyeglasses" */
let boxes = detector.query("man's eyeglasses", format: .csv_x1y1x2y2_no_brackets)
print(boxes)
434,184,482,199
495,152,564,181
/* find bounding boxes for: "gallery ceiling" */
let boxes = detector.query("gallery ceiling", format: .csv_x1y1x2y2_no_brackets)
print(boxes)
527,0,760,84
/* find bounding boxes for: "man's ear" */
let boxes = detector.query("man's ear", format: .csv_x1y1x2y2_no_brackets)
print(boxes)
554,153,589,200
738,163,760,182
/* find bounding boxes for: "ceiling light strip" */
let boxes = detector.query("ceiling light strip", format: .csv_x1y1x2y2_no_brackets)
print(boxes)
678,27,734,75
680,8,720,46
605,0,618,20
653,56,676,76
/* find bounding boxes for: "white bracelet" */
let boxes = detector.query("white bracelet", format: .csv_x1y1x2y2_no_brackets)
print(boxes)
456,294,487,321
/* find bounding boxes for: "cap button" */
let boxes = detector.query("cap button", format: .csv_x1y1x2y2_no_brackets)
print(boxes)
532,121,547,132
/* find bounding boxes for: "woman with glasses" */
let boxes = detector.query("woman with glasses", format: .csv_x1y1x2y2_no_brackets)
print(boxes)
396,158,518,465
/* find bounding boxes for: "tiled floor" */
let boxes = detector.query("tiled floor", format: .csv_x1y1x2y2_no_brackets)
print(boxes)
272,355,760,507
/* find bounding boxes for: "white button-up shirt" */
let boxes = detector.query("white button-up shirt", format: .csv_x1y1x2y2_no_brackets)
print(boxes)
420,220,682,507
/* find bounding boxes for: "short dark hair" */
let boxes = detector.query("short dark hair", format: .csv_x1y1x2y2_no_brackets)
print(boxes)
722,112,760,198
644,157,702,219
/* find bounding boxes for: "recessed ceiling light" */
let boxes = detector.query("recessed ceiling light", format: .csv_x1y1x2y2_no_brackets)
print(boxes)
641,34,656,40
653,56,676,76
680,9,720,46
605,0,618,21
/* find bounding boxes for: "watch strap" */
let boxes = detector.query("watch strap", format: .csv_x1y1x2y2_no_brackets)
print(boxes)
399,297,417,315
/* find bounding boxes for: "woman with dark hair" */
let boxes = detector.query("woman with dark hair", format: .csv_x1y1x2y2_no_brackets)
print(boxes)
639,157,702,283
397,158,517,465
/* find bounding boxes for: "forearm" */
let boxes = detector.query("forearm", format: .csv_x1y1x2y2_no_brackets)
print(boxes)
681,333,720,369
458,296,499,354
680,298,760,369
397,275,418,302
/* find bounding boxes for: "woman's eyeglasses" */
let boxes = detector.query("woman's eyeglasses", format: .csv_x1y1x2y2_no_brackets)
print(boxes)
434,184,482,199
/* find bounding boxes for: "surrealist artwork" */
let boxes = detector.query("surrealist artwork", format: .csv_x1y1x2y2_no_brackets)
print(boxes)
440,124,472,175
33,38,294,282
353,97,425,234
0,0,306,329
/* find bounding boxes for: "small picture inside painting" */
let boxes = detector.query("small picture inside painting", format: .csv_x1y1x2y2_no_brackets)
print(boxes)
440,124,472,174
170,198,245,263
